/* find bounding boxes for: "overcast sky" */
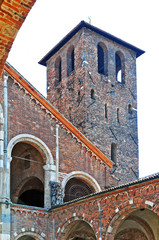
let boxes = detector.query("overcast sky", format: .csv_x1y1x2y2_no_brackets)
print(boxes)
7,0,159,177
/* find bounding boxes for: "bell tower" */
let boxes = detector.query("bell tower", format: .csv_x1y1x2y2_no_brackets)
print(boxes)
39,21,144,186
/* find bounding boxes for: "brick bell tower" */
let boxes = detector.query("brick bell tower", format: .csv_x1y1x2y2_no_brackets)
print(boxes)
39,21,144,186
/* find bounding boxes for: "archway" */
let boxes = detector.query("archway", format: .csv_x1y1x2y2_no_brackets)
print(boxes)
62,171,101,202
17,176,44,207
114,209,159,240
60,220,96,240
7,134,54,165
11,142,45,207
9,134,55,208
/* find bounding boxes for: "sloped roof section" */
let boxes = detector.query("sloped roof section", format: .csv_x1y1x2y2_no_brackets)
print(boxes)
39,20,145,66
4,62,113,168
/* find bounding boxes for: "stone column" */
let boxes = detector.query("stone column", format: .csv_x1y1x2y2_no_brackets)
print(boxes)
43,164,56,208
0,110,4,200
0,203,10,240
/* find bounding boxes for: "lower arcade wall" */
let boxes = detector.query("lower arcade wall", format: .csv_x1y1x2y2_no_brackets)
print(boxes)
10,176,159,240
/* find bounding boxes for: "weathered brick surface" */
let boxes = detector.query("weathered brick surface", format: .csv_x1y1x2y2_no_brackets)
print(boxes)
46,27,138,186
10,177,159,240
7,76,111,194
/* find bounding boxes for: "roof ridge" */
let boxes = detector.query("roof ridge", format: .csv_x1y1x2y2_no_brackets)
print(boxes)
4,62,113,168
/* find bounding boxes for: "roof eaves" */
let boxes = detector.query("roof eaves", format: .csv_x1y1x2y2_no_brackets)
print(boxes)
39,20,145,66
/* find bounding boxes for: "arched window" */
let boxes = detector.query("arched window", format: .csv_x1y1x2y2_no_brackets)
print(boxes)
115,51,125,83
55,56,62,82
111,143,117,164
91,89,95,100
97,42,108,76
63,178,95,202
67,45,74,76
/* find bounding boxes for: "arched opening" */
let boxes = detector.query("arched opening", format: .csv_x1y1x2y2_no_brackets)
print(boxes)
67,45,74,76
63,178,95,202
114,209,159,240
55,56,62,82
11,142,45,207
97,42,108,76
17,177,44,207
115,51,125,83
62,220,96,240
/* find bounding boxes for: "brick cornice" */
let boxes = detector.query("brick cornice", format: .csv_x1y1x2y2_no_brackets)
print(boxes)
4,63,113,168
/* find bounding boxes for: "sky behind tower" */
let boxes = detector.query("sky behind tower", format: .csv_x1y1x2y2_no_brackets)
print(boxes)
7,0,159,177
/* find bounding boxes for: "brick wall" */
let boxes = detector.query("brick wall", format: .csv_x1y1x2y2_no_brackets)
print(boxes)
7,75,112,195
10,176,159,240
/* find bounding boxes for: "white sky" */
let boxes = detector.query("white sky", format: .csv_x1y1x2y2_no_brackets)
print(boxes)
7,0,159,177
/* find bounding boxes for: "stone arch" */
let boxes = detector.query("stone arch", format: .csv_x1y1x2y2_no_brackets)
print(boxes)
62,171,101,202
62,171,101,192
14,231,45,240
7,134,54,165
57,217,97,240
8,134,55,208
105,198,159,240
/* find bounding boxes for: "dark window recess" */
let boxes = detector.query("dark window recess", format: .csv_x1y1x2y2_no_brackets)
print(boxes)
55,57,62,82
105,104,108,119
18,190,44,207
67,46,74,76
91,89,95,100
77,90,81,102
117,108,120,123
111,143,117,164
128,104,132,114
98,44,104,74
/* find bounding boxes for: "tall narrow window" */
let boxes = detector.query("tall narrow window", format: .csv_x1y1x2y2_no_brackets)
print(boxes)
77,90,81,102
115,51,125,83
111,143,117,164
91,89,95,100
128,104,132,114
67,45,74,76
105,104,108,119
97,42,108,76
55,56,62,82
117,108,120,123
